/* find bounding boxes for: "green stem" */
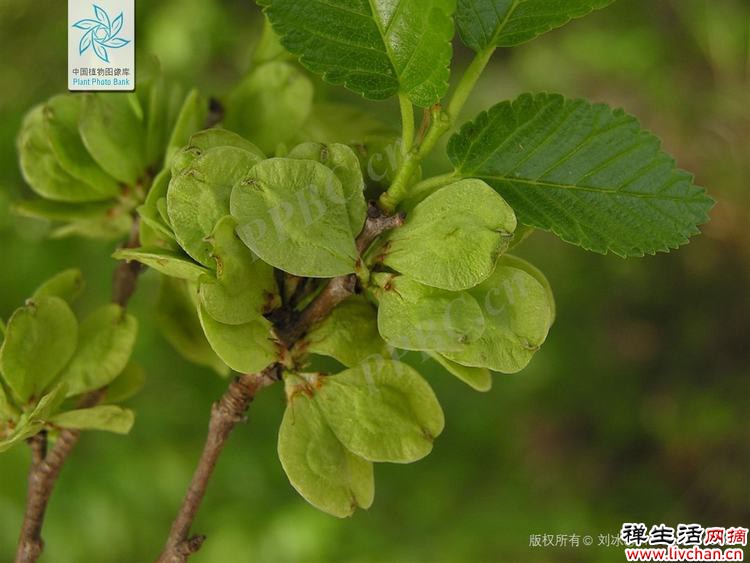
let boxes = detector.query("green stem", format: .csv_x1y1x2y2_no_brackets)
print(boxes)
398,94,415,155
380,47,495,211
446,47,495,121
406,172,459,202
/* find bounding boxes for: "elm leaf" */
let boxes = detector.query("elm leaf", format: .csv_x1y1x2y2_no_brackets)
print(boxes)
198,216,279,325
59,304,138,397
317,360,445,463
50,405,134,434
456,0,615,51
375,275,485,352
278,388,374,518
168,146,263,267
231,158,358,277
448,93,714,256
198,305,278,374
305,296,390,368
444,261,553,373
113,247,210,282
32,269,85,304
0,297,78,402
225,62,313,154
259,0,456,107
381,179,516,291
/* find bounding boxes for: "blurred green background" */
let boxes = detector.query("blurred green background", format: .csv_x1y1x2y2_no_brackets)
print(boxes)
1,1,748,561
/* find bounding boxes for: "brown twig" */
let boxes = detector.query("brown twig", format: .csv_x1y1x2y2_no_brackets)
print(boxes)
356,202,406,255
16,217,144,563
16,391,105,563
277,203,404,345
157,370,278,563
112,216,143,307
158,203,406,561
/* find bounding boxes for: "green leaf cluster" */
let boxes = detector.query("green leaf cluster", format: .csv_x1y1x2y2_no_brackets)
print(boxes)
1,270,140,453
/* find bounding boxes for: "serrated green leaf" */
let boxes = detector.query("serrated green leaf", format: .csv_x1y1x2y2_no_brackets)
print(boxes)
168,146,263,267
429,352,491,392
165,89,209,164
198,305,278,374
456,0,615,51
317,360,444,463
253,17,293,64
305,296,389,367
499,254,556,323
50,405,134,434
279,388,374,518
381,179,516,291
79,93,147,185
225,61,313,154
32,269,85,304
113,247,209,282
155,277,229,377
448,93,714,257
43,95,120,197
232,158,358,277
199,216,279,324
260,0,456,107
288,142,367,235
17,107,109,202
105,362,145,404
0,297,78,402
375,275,485,352
444,261,552,373
59,304,138,397
14,198,115,222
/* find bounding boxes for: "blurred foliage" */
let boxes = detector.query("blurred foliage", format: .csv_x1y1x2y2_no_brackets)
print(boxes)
0,0,748,561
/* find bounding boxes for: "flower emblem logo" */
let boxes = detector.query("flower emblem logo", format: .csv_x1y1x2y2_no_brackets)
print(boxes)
72,4,130,64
